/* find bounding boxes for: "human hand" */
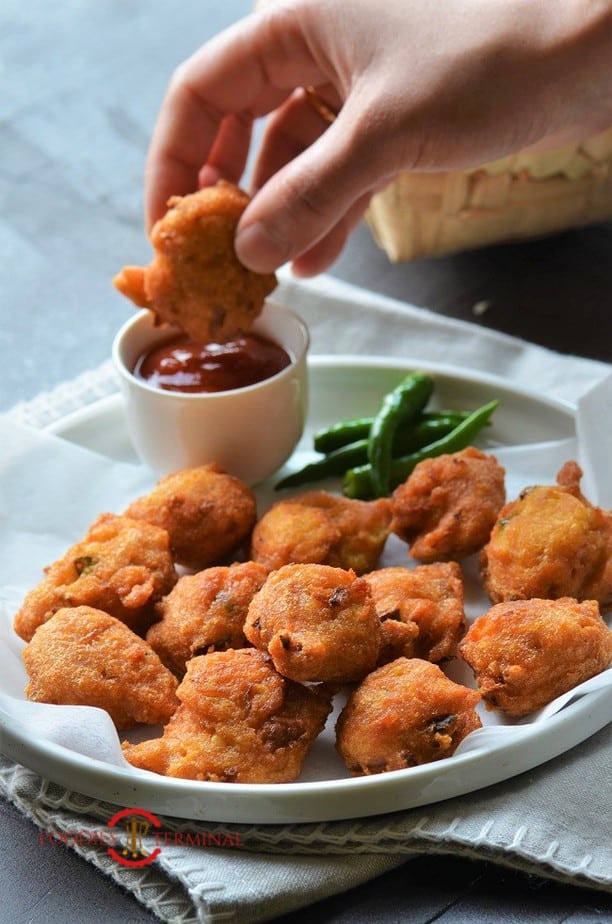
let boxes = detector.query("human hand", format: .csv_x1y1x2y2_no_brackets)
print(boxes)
145,0,612,276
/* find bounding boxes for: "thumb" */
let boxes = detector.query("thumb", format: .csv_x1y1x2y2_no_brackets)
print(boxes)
235,99,390,273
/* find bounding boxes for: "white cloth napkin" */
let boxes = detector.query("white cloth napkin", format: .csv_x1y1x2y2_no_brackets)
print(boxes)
1,274,611,924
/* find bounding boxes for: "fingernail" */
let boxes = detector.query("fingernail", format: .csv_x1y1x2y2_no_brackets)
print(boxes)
198,165,224,187
235,222,289,274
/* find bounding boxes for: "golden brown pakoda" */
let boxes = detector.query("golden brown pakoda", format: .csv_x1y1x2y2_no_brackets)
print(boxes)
363,562,466,665
23,606,179,730
336,658,481,775
122,648,332,782
458,597,612,716
480,461,612,606
113,182,277,343
250,490,392,574
244,563,381,683
14,513,177,642
125,463,257,571
147,561,269,676
391,447,506,562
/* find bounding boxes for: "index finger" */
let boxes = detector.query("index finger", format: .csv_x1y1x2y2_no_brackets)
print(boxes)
144,6,328,229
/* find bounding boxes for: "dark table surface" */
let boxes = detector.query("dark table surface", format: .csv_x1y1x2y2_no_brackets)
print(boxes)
1,2,611,922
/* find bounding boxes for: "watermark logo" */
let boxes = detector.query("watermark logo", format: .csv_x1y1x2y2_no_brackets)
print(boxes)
107,807,162,868
38,808,241,863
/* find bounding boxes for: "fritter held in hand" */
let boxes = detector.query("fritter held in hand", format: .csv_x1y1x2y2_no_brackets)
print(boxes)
113,182,277,343
458,596,612,716
125,464,257,571
244,563,381,683
23,606,179,730
147,560,269,676
14,513,177,642
480,461,612,606
391,447,506,562
336,658,481,775
251,490,392,574
122,648,332,782
363,562,466,665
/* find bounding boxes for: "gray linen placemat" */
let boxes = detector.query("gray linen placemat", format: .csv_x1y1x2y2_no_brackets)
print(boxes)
1,275,611,924
2,723,610,924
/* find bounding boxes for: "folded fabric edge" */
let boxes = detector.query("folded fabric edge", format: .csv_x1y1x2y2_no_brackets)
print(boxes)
2,756,610,898
3,760,610,924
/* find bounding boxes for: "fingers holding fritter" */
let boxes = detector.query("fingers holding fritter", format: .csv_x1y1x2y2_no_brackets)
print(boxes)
13,513,177,642
113,182,277,343
244,563,382,683
125,464,257,571
23,606,179,730
147,561,269,676
480,462,611,606
458,597,612,716
122,648,332,782
391,447,506,562
251,490,392,574
364,562,466,665
336,658,481,775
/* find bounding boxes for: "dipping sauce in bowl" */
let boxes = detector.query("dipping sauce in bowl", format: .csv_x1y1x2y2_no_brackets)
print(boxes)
112,300,309,484
134,333,291,393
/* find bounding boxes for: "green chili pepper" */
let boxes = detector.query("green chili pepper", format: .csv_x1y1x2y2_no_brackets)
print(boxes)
313,417,373,453
367,372,434,497
276,416,468,490
312,409,469,453
344,399,500,499
275,440,369,490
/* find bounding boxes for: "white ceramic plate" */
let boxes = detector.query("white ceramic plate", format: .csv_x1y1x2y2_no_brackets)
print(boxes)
1,356,610,824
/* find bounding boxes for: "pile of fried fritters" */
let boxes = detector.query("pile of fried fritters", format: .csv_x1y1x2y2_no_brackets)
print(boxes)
15,449,612,784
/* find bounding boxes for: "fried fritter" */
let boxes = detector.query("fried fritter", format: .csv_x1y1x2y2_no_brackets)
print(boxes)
14,513,177,642
336,658,481,775
113,182,277,343
391,447,506,562
480,461,612,606
244,563,381,683
251,490,392,574
122,648,332,782
23,606,179,730
364,562,466,665
125,464,257,571
458,597,612,716
147,561,269,676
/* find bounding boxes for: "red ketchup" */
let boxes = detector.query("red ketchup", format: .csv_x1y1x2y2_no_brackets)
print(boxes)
134,333,291,393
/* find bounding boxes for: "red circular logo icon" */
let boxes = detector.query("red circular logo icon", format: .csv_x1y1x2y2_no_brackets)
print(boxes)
107,807,162,867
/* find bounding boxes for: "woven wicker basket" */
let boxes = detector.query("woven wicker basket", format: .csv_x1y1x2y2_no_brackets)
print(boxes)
366,127,612,261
